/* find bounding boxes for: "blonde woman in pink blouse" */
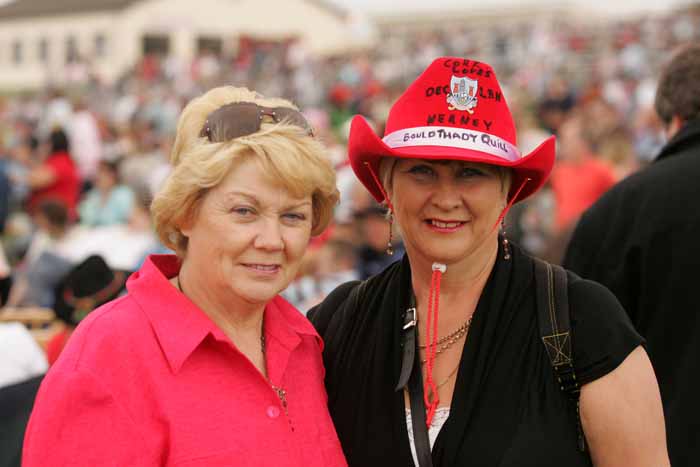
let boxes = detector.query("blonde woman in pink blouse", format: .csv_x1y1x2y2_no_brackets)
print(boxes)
23,87,347,467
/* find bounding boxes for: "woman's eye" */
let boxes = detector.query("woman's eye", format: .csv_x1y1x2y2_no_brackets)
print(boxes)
283,212,307,222
232,207,255,216
408,165,434,176
458,167,485,178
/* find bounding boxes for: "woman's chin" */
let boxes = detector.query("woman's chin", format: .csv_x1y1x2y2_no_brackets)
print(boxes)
224,278,282,307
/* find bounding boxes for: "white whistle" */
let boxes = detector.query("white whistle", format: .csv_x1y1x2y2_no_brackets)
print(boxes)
432,262,447,273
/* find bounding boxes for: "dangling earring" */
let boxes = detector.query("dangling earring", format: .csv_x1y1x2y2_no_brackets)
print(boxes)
386,210,395,256
501,218,511,260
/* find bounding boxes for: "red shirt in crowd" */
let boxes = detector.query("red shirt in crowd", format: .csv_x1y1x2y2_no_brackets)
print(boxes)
27,151,81,218
550,156,616,232
23,255,347,467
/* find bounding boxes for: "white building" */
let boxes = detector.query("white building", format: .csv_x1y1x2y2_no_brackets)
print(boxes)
0,0,370,91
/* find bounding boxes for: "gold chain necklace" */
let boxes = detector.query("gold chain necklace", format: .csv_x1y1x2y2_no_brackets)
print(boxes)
425,362,460,401
261,332,291,427
419,315,472,349
420,316,472,364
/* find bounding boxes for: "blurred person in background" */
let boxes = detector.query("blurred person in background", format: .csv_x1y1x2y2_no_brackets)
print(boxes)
633,105,666,163
46,255,127,365
282,238,358,311
67,99,103,185
597,128,639,180
37,89,71,138
4,134,38,211
23,86,346,466
504,90,555,255
351,185,404,279
0,321,46,390
78,159,135,227
310,57,668,467
64,188,163,272
0,323,46,467
0,242,10,306
0,139,12,234
564,43,700,467
537,75,575,134
5,200,74,308
119,120,171,197
25,129,80,220
352,202,404,279
550,114,616,234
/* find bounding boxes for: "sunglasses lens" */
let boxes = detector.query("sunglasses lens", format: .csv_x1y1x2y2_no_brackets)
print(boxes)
206,102,261,142
273,108,313,135
201,103,313,142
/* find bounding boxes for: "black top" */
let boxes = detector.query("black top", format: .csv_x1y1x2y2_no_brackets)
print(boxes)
309,243,642,467
563,118,700,467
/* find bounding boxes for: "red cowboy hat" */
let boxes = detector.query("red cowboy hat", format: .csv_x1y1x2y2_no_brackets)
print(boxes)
348,57,555,204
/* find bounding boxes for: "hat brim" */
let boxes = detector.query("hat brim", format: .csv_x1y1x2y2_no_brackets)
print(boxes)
348,115,555,204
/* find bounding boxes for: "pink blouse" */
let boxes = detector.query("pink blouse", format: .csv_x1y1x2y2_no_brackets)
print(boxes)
23,255,347,467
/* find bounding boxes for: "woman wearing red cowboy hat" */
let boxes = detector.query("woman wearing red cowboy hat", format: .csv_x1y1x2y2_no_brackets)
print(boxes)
309,57,669,467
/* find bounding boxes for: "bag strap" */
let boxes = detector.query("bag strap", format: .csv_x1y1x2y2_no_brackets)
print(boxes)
407,336,434,467
397,293,434,467
533,258,586,452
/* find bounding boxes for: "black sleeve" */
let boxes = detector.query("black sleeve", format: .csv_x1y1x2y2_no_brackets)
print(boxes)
569,275,645,385
307,280,360,338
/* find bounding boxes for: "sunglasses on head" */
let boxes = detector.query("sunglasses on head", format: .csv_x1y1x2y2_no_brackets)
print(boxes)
199,102,314,142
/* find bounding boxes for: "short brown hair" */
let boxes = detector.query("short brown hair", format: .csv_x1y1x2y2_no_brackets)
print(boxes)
655,43,700,125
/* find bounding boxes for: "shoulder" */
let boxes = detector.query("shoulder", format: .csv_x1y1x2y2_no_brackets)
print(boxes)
308,259,402,337
565,272,644,385
587,150,697,220
567,272,620,311
307,280,363,337
566,162,665,262
54,293,152,375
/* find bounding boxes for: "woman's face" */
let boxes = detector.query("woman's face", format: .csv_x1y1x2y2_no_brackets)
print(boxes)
182,157,313,307
95,164,117,191
389,159,507,267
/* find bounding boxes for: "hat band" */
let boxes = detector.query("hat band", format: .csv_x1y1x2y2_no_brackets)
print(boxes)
382,126,521,162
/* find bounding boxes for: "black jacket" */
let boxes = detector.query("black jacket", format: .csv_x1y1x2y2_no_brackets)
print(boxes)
564,118,700,467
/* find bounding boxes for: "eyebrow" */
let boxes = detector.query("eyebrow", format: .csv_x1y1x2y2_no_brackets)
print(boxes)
223,191,259,205
223,191,312,210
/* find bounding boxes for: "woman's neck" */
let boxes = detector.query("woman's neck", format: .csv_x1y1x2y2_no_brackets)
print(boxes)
409,238,499,319
176,261,265,342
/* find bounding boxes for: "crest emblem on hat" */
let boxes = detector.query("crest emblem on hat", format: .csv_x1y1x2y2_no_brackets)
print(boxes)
447,75,478,113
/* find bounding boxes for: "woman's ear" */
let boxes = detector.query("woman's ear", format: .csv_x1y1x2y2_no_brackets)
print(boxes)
179,213,195,238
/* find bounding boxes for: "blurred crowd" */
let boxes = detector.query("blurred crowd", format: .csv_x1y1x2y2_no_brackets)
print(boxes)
1,4,700,369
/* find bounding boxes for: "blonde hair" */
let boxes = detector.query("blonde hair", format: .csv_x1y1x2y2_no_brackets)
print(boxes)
151,86,339,256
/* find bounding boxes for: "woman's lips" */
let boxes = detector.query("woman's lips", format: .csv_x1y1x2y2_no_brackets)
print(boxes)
241,263,281,275
425,219,466,233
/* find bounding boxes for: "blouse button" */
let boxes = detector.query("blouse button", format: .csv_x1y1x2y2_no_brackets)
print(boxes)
266,405,281,419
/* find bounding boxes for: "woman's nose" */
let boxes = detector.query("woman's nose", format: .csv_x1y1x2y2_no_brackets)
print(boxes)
253,218,284,251
431,182,462,211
